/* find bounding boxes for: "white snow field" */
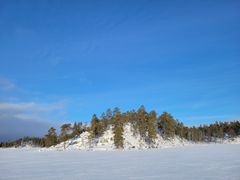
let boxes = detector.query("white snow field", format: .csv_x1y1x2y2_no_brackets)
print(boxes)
0,144,240,180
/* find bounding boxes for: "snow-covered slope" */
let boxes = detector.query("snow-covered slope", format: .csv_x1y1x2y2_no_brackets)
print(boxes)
122,123,191,149
46,124,184,151
46,123,240,151
51,127,115,151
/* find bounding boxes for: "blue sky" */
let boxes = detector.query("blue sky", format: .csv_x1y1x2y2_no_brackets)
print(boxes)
0,0,240,140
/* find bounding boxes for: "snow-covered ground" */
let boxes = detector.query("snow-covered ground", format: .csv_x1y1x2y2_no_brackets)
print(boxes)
1,124,240,179
0,144,240,180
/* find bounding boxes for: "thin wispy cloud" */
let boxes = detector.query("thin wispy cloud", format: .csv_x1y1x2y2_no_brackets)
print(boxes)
0,102,64,113
0,77,16,91
0,101,66,141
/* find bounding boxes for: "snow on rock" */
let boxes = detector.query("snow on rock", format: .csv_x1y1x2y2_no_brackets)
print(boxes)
122,123,189,149
90,127,115,151
223,137,240,144
123,123,148,149
42,123,240,151
51,132,91,151
155,134,190,148
49,127,115,151
49,123,198,151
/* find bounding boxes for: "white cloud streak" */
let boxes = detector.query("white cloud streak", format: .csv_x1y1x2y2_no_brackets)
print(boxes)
0,101,66,141
0,102,64,113
0,77,15,90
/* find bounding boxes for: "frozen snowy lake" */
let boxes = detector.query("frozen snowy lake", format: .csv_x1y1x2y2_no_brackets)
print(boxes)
0,144,240,180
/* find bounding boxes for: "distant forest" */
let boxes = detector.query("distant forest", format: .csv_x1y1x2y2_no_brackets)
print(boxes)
1,106,240,148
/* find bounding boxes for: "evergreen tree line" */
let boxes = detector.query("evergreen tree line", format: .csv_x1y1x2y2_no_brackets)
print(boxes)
89,106,240,148
1,106,240,148
0,122,86,148
0,137,45,148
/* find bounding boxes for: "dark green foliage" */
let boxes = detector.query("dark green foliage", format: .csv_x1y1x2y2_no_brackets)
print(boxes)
71,122,84,138
60,123,71,149
89,114,105,138
175,121,185,138
128,106,157,144
44,127,58,147
125,110,138,135
113,107,124,149
100,112,108,130
136,106,148,137
158,112,177,139
0,137,45,148
113,124,124,149
60,124,72,142
90,114,99,138
146,111,157,143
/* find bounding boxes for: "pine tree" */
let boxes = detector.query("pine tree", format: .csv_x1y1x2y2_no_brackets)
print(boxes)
90,114,104,138
126,110,138,135
106,108,113,124
60,123,72,149
146,111,157,144
71,122,83,138
1,106,239,149
136,105,147,138
175,121,185,138
113,107,124,149
44,127,58,147
158,112,177,139
113,124,124,149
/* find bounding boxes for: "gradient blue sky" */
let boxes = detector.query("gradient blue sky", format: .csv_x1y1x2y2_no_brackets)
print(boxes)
0,0,240,140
